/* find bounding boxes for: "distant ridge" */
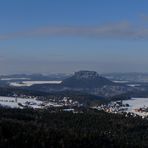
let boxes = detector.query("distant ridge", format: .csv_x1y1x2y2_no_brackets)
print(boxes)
14,70,135,97
62,70,114,88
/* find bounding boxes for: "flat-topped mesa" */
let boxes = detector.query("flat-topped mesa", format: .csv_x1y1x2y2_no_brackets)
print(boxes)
74,71,100,79
62,70,114,88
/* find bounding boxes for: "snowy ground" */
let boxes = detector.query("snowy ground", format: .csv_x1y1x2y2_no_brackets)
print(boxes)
113,80,129,83
123,98,148,116
127,84,141,87
0,96,43,109
0,96,63,109
10,81,62,87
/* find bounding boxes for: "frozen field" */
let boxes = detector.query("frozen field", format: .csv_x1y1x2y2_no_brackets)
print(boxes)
0,96,43,109
10,81,62,87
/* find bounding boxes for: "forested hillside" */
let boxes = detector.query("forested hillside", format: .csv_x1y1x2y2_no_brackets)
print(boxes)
0,108,147,148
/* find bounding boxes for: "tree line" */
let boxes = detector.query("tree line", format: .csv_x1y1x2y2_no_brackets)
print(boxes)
0,108,147,147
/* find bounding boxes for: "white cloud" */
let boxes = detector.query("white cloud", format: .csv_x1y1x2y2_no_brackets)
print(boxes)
0,21,148,40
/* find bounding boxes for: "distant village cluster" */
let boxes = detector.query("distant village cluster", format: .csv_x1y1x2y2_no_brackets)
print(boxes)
0,94,83,111
94,101,148,118
1,93,148,118
94,101,129,113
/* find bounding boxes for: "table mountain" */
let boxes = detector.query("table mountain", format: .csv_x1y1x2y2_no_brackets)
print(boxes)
62,71,114,88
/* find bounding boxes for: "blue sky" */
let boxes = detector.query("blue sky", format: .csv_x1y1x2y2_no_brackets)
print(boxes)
0,0,148,74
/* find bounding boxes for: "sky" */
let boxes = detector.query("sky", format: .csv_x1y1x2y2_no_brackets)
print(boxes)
0,0,148,74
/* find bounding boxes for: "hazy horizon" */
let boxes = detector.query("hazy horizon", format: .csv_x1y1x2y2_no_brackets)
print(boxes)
1,0,148,74
2,70,148,76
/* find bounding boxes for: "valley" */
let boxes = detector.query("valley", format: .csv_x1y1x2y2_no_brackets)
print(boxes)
1,71,148,118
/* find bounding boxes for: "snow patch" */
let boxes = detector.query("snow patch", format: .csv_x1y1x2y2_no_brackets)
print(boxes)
0,96,43,109
10,81,62,87
123,98,148,116
113,80,129,83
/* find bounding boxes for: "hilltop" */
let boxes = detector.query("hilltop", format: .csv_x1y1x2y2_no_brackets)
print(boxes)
62,71,114,88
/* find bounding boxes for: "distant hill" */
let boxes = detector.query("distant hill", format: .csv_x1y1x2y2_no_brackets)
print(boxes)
0,73,71,81
8,71,136,98
22,70,136,97
103,72,148,83
62,71,114,88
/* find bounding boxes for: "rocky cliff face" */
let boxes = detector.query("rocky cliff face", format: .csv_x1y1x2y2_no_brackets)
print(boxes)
74,71,99,79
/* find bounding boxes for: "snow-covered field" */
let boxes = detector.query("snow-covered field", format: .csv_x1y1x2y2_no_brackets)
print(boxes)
123,98,148,116
113,80,129,83
0,96,43,109
123,98,148,111
0,96,63,109
10,81,62,87
127,84,141,87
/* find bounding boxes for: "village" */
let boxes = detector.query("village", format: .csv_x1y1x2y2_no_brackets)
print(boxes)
94,99,148,118
0,95,82,110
